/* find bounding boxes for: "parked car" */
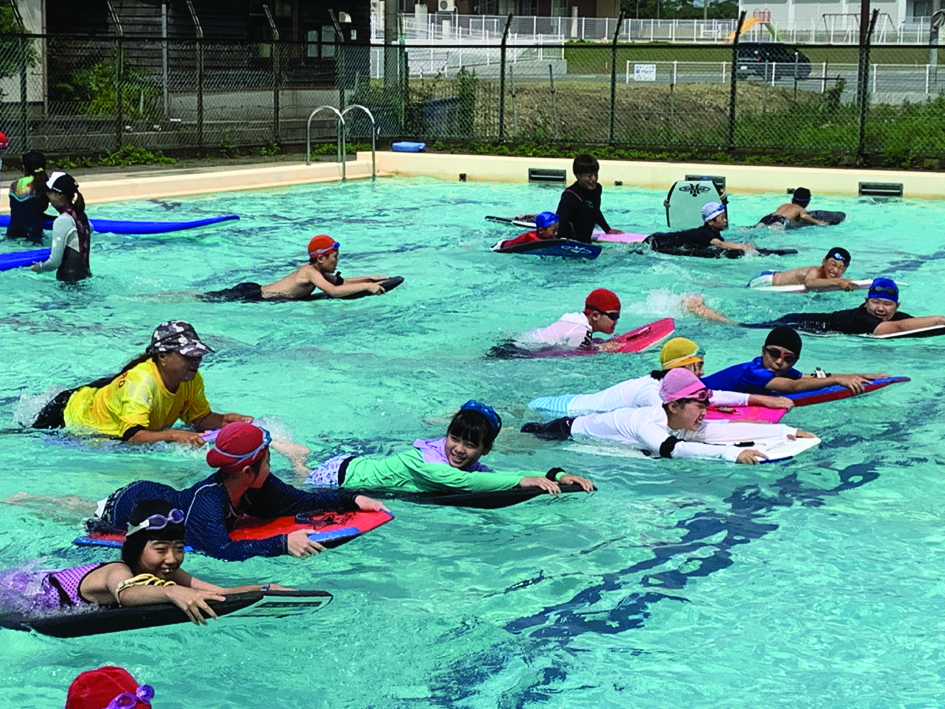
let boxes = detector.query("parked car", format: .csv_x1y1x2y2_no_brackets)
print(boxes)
736,43,812,80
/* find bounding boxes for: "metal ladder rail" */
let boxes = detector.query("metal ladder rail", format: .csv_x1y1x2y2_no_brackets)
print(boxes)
340,104,378,181
306,105,347,181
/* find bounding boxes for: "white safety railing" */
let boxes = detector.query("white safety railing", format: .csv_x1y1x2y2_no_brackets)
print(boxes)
372,13,943,46
622,60,945,96
369,44,565,80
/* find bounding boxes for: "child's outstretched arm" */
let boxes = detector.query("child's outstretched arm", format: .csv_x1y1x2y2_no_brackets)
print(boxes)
308,269,386,298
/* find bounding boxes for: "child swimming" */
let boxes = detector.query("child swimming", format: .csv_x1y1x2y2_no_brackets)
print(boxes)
87,422,388,561
0,500,287,625
494,211,560,250
521,369,814,464
304,400,594,495
755,187,828,227
204,234,394,301
528,336,793,417
747,247,855,291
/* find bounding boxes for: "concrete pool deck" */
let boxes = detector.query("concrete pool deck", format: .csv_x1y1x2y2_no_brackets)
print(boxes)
2,152,940,211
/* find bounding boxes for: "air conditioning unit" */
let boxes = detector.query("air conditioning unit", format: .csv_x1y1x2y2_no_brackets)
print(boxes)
438,0,456,12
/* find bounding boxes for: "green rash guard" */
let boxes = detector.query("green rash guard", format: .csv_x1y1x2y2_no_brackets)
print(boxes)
344,447,554,494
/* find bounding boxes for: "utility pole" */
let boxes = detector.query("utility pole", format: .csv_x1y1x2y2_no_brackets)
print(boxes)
384,0,399,88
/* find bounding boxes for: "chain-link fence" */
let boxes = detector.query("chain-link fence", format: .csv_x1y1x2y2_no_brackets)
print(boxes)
0,30,942,160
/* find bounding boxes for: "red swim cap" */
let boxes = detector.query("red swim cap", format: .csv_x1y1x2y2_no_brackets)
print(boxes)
585,288,620,313
206,422,269,473
0,131,7,149
307,234,340,258
66,666,149,709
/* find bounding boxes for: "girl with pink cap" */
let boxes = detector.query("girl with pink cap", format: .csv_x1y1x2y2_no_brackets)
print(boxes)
522,369,815,464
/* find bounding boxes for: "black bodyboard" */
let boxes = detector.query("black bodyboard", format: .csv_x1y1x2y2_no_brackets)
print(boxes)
306,276,403,301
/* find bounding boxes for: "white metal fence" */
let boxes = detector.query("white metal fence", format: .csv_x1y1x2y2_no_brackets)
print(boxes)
374,13,944,46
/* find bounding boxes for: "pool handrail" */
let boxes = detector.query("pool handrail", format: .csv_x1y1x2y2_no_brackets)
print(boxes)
340,104,377,181
306,106,347,181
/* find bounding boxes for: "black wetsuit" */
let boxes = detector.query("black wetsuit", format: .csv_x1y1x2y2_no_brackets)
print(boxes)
203,282,264,302
758,214,789,226
749,304,913,336
645,224,725,258
556,182,612,244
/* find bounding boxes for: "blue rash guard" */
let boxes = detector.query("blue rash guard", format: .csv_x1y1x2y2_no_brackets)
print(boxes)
701,356,802,395
93,472,357,561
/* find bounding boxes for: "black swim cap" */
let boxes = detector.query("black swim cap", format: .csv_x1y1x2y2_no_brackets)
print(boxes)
126,499,185,542
825,247,850,265
792,187,811,203
765,326,802,359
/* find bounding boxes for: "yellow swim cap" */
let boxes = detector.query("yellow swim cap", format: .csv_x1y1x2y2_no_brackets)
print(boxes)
660,337,704,369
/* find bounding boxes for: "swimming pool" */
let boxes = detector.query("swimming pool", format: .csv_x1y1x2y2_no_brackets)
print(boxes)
2,176,945,708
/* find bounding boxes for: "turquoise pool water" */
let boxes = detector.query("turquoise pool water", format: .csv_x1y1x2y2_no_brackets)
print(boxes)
2,177,945,708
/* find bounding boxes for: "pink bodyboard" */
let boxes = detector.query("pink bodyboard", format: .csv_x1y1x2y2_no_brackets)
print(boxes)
606,318,675,353
592,231,647,244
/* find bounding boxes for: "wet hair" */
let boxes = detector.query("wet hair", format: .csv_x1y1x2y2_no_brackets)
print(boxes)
22,151,47,200
649,369,669,380
446,409,498,452
572,154,599,176
80,352,157,391
120,500,185,569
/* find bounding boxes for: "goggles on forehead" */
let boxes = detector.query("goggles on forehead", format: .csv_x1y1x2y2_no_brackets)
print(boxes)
828,252,850,265
212,427,272,467
309,241,340,258
869,286,898,299
106,684,155,709
127,509,185,537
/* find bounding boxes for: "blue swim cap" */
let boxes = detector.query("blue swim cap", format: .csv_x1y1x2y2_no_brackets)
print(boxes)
868,277,898,303
460,400,502,435
535,212,559,229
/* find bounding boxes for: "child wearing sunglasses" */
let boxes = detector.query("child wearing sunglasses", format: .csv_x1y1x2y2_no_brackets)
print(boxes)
203,234,392,301
701,326,883,396
1,500,283,626
496,288,622,356
522,369,813,464
528,336,793,417
85,423,387,561
302,400,594,496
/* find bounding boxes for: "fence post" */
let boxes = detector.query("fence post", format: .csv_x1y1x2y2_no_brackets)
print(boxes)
186,1,204,149
856,9,879,160
18,34,29,151
498,13,512,140
728,11,746,150
107,1,125,151
263,5,280,143
609,12,625,144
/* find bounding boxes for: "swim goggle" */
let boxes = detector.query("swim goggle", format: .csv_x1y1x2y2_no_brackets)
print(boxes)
868,286,898,300
460,400,502,435
585,305,620,322
828,252,850,265
683,388,712,403
763,346,798,365
211,427,272,466
105,684,155,709
127,509,185,537
308,241,340,258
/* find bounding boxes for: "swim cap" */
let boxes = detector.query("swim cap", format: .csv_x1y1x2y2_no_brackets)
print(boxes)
22,149,45,174
147,320,214,357
0,131,7,150
207,422,271,473
125,499,185,541
46,171,79,195
764,326,803,358
66,666,153,709
308,235,340,259
660,337,704,369
793,187,812,203
535,212,559,229
701,202,725,222
825,247,851,266
659,368,711,403
585,288,620,313
868,277,899,303
459,400,502,435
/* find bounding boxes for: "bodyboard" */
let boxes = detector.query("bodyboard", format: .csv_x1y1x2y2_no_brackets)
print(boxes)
606,318,675,353
705,405,788,423
785,376,909,406
0,214,238,235
74,510,393,550
0,589,331,638
491,238,601,259
305,276,404,301
389,483,593,510
665,179,724,229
